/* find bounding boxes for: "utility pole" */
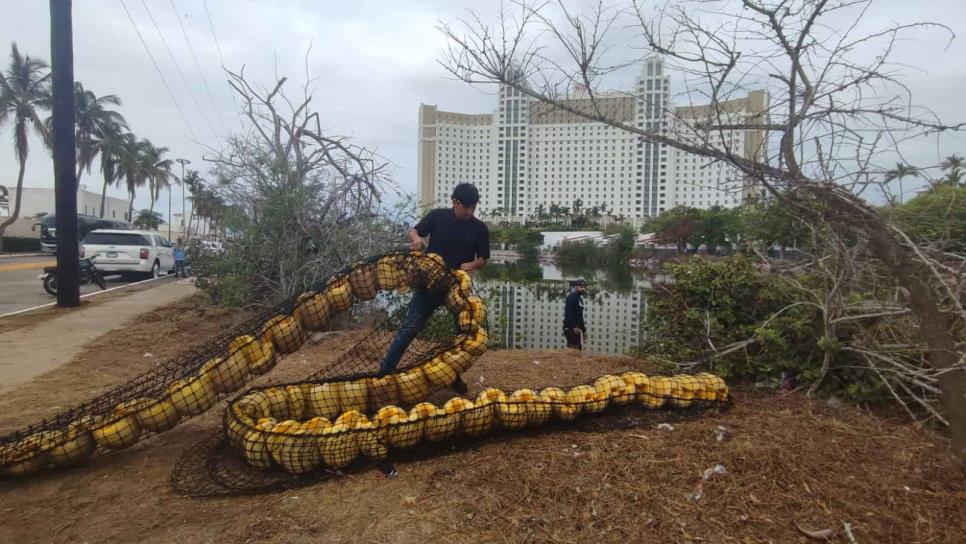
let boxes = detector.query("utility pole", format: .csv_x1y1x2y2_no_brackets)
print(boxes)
51,0,80,307
176,158,190,240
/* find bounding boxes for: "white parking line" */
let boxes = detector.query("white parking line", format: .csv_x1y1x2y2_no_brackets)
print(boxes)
0,275,179,319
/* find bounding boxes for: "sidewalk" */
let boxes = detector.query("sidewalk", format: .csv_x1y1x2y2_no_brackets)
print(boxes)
0,280,197,394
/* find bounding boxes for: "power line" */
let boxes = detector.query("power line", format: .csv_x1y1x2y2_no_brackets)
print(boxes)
168,0,229,136
139,0,219,141
202,0,244,131
202,0,227,72
118,0,199,142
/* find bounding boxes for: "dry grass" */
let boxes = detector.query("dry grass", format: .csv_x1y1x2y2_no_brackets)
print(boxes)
0,299,963,543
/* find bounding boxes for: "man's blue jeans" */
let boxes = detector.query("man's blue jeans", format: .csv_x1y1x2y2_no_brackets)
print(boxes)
378,288,451,376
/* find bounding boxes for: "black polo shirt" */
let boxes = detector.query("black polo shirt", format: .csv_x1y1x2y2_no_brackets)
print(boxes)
414,208,490,269
564,291,585,329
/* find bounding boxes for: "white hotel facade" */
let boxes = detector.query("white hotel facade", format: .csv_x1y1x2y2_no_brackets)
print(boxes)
417,58,768,226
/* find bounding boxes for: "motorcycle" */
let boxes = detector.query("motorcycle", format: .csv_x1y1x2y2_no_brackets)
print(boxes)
41,258,108,296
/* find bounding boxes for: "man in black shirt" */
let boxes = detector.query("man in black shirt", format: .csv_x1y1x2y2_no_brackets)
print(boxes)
377,183,490,394
563,279,587,350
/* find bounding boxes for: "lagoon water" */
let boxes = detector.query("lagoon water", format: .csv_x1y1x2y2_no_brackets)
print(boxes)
474,261,668,355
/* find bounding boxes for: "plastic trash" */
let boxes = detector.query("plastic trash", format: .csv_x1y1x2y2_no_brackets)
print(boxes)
687,464,727,501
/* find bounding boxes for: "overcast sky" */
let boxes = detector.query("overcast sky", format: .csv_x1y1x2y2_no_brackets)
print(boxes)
0,0,963,219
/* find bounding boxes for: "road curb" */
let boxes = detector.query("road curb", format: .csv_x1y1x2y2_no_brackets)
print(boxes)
0,253,48,258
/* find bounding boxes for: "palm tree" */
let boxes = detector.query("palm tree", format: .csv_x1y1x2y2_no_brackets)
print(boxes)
549,203,563,223
884,162,919,205
941,154,963,171
0,43,50,252
181,170,203,239
45,82,126,187
97,127,129,218
75,84,125,185
191,186,222,238
118,136,151,222
141,143,173,215
940,154,963,186
133,209,164,230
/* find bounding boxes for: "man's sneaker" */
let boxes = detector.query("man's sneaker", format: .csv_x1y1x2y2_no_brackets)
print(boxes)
452,376,469,396
376,461,398,479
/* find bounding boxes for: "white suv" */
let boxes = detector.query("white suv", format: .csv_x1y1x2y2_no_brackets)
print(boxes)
81,229,176,278
200,240,225,254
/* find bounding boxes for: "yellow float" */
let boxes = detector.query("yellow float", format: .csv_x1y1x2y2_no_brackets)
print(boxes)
0,252,729,481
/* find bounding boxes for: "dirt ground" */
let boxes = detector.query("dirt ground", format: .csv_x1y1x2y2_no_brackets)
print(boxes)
0,299,963,543
0,281,197,395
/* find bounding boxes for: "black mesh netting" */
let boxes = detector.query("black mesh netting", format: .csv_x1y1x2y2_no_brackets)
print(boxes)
0,250,731,493
170,401,728,497
0,252,462,477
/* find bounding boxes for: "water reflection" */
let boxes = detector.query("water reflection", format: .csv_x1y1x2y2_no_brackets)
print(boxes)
475,261,668,356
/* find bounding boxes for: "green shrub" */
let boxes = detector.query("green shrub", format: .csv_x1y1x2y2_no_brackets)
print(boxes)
189,186,404,308
490,225,543,259
605,225,635,265
643,255,891,402
644,255,815,379
555,239,598,265
885,184,966,253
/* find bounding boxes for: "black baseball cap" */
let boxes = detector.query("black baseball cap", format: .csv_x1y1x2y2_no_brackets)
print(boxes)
572,278,587,287
452,183,480,207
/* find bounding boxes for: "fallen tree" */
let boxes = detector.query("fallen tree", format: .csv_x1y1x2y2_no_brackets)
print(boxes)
439,0,966,462
193,65,402,307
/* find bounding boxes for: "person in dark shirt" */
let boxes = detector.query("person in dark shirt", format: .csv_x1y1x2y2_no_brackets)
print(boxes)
377,183,490,394
563,279,587,350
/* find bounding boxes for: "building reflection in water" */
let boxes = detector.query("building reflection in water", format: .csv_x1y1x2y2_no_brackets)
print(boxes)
475,263,668,356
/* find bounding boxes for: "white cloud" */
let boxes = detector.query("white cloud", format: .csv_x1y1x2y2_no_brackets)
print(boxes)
0,0,962,218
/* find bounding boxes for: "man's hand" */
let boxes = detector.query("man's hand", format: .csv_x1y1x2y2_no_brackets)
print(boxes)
460,257,487,272
408,228,425,252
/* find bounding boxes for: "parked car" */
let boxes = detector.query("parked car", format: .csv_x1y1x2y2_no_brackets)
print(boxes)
80,229,175,278
200,239,225,254
35,214,131,253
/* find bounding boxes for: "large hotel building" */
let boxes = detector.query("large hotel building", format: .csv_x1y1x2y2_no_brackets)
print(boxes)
417,58,768,225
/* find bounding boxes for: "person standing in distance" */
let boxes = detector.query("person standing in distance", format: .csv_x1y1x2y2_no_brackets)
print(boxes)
173,238,187,278
376,183,490,395
563,279,587,350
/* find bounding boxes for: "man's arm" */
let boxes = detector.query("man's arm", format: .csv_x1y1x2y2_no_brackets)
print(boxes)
563,293,577,327
410,210,436,251
460,256,487,272
409,228,425,251
463,223,490,272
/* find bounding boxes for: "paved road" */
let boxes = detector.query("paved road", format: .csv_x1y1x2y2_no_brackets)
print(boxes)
0,256,146,315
